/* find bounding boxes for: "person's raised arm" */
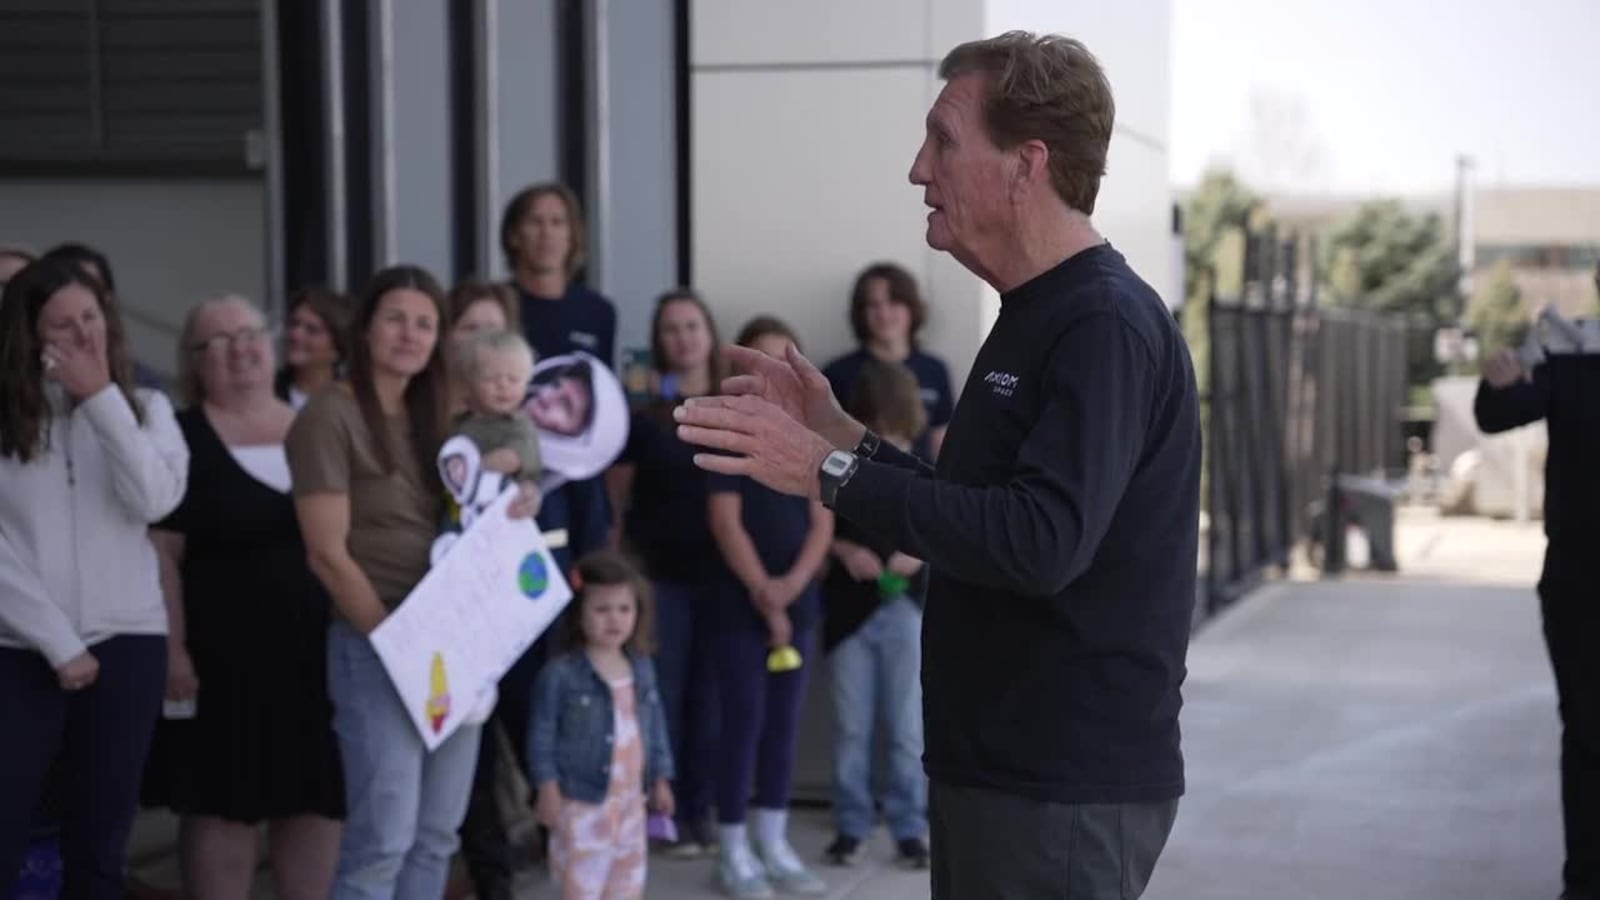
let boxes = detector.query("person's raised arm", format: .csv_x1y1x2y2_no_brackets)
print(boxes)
690,343,935,478
1474,350,1546,434
835,313,1158,597
84,388,188,522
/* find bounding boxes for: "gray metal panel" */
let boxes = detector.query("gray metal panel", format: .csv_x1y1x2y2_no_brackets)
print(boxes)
0,0,261,168
258,0,283,315
367,0,394,265
596,0,677,361
321,0,348,289
484,0,559,280
471,0,498,280
382,0,451,278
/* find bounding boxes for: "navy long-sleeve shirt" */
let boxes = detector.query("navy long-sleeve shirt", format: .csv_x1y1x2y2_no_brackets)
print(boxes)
831,244,1201,804
516,282,618,370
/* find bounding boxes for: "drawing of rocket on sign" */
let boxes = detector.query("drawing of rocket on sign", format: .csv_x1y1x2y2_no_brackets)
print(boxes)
426,652,451,733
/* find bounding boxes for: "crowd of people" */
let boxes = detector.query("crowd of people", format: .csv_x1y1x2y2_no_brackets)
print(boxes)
0,179,953,900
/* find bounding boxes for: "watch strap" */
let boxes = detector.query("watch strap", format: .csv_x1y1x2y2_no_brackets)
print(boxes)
853,428,881,460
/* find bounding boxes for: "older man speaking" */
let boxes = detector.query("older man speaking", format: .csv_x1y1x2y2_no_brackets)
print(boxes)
676,32,1200,900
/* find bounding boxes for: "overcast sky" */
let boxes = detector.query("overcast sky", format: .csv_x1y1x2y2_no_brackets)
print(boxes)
1170,0,1600,194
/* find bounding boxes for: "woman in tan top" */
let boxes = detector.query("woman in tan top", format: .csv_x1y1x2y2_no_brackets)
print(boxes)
286,265,534,900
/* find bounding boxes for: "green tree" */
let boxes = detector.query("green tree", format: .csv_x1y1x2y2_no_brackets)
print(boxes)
1178,169,1263,514
1179,169,1262,395
1464,260,1527,357
1321,199,1461,387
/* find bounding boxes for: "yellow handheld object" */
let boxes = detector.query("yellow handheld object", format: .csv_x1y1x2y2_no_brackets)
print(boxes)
426,652,452,733
767,645,803,673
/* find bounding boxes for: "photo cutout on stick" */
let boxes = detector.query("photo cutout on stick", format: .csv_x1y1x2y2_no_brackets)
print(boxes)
523,351,629,483
437,435,483,507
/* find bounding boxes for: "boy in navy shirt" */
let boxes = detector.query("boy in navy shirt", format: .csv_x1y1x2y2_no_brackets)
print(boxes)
821,358,931,870
822,262,954,461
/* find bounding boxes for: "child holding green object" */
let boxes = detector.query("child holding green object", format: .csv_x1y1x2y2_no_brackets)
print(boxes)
820,357,932,870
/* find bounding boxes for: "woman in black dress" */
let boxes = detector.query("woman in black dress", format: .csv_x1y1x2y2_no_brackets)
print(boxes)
142,295,343,899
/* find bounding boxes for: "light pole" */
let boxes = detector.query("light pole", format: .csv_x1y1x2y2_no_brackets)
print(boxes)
1454,154,1477,301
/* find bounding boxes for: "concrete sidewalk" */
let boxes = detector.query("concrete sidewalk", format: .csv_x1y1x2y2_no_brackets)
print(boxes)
1147,508,1559,900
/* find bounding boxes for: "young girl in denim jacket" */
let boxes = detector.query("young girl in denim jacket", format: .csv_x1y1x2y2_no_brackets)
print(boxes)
529,550,675,899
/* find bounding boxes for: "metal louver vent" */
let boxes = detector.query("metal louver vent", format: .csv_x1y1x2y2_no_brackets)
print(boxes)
0,0,261,172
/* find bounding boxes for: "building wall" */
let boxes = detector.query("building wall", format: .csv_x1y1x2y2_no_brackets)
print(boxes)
0,178,267,381
691,0,1173,391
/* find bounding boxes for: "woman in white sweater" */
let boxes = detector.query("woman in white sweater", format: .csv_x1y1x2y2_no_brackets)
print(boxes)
0,256,189,899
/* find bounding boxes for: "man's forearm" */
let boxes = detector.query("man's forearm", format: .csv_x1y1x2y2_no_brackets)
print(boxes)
1474,379,1545,434
870,441,935,478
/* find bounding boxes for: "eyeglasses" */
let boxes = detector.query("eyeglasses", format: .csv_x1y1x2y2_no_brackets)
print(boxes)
192,325,274,354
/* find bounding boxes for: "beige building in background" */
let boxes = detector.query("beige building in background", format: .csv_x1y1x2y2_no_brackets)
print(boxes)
1264,186,1600,317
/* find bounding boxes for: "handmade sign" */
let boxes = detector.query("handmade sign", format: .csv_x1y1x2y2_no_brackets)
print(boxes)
371,487,573,750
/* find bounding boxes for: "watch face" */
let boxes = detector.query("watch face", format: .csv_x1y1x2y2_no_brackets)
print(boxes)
822,451,854,477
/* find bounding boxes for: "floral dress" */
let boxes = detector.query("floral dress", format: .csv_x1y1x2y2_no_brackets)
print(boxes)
550,676,648,899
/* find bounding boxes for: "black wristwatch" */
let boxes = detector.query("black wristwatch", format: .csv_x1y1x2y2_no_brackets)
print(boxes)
818,449,860,508
853,428,881,460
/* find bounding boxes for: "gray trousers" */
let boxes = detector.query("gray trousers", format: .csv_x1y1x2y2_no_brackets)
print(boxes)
929,782,1179,899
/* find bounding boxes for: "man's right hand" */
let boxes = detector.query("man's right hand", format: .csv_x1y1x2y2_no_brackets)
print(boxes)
719,342,865,451
1483,350,1527,389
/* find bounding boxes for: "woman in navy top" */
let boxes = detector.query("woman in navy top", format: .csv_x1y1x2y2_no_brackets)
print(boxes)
821,262,954,461
704,317,833,898
605,289,727,856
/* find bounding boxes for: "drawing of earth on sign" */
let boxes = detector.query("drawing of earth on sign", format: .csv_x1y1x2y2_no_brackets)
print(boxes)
518,552,550,600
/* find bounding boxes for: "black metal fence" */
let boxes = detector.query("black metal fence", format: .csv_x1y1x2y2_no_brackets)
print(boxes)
1201,232,1409,616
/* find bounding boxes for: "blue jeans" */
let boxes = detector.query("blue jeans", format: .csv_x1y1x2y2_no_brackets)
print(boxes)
652,580,719,828
831,597,927,841
326,622,483,900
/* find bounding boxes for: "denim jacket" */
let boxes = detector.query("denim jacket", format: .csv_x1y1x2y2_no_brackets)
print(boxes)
528,649,675,804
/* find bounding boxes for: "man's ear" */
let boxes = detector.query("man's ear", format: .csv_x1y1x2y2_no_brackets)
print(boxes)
1012,139,1051,197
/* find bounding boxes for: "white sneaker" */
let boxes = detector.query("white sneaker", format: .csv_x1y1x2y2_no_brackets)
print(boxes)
717,843,774,899
755,839,827,896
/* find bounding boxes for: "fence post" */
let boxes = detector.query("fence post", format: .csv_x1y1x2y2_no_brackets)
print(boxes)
1324,464,1345,576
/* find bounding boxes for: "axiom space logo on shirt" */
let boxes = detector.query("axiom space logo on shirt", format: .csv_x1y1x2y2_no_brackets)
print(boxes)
568,331,599,350
984,370,1020,398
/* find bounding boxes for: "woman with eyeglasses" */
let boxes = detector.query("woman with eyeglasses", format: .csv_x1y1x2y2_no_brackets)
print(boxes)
140,294,345,900
0,257,188,898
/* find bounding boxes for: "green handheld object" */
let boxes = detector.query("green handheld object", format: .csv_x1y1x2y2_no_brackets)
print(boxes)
878,571,909,597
